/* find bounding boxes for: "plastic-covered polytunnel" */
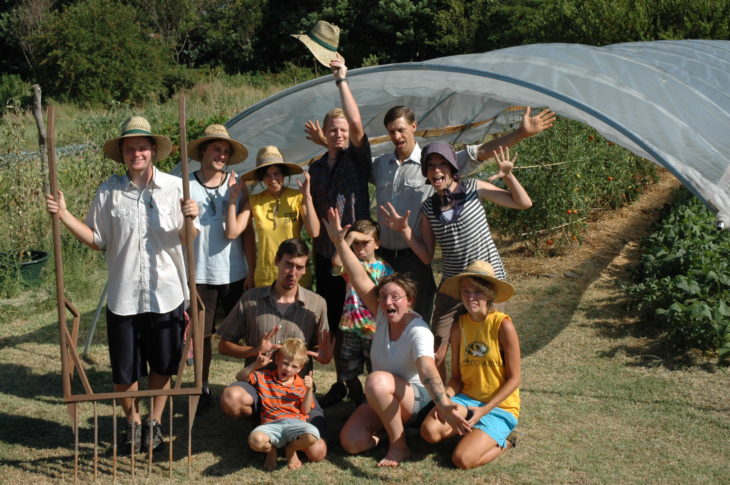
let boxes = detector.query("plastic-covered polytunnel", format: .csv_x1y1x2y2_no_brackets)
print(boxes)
192,40,730,228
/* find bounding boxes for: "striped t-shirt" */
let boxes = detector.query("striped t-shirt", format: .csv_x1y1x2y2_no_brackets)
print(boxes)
248,368,313,423
422,177,506,282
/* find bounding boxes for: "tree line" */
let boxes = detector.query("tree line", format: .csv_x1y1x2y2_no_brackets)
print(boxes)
1,0,729,105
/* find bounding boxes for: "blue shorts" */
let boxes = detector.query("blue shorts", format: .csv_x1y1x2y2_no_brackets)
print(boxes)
451,393,518,447
252,418,320,448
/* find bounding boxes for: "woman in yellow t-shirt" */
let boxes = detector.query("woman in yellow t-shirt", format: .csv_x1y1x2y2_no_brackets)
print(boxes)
420,260,521,469
226,146,319,288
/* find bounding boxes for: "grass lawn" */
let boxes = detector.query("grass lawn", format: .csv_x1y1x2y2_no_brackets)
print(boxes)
1,172,728,484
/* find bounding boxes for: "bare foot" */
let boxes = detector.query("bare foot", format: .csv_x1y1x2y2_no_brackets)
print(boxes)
286,449,302,470
377,442,411,467
263,448,278,471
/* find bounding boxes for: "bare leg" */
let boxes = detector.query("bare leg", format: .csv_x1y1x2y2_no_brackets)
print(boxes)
452,429,506,469
285,433,317,469
302,438,327,462
220,385,255,418
114,381,141,424
148,372,170,422
340,403,386,454
363,371,415,467
248,431,277,471
420,402,468,443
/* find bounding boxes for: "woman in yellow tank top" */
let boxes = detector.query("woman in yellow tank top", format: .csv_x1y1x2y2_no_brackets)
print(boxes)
226,146,320,288
420,260,521,469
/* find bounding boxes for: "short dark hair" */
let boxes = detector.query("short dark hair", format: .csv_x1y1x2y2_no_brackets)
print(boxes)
256,163,290,181
376,273,418,304
383,106,415,127
275,238,310,262
349,218,380,242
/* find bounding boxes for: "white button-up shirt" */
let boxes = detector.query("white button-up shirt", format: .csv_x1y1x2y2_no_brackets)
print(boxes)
86,168,198,316
371,143,482,250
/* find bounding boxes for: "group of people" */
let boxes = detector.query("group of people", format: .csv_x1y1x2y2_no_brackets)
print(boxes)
47,46,555,470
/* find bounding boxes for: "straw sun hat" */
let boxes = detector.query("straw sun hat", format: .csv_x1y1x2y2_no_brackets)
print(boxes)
291,20,345,67
439,260,515,303
102,116,173,164
186,124,248,164
239,146,304,182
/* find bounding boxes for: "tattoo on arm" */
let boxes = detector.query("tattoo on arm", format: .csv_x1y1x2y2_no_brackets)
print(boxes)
422,376,448,405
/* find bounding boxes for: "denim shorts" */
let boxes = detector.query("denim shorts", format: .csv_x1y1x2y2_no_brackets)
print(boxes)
451,393,518,447
251,418,320,448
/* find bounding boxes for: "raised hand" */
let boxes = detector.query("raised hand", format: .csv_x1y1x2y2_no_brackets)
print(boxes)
228,170,245,200
303,371,314,390
256,351,273,368
322,207,350,244
258,324,281,356
297,170,312,196
378,202,411,233
307,328,333,363
487,146,518,182
304,120,326,146
330,57,347,80
521,107,556,137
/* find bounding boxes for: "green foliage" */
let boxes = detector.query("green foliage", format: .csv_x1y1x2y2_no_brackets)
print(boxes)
625,189,730,357
483,116,657,252
29,0,176,104
0,74,31,112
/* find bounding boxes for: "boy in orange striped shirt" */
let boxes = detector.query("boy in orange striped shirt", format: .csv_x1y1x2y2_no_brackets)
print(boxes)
237,338,323,470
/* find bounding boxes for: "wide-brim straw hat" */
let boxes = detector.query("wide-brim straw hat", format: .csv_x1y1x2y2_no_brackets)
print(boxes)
186,124,248,164
102,116,172,164
240,146,304,182
291,20,345,67
440,260,514,303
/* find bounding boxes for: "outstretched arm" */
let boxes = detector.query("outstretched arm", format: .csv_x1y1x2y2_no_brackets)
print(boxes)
322,208,379,314
475,107,556,161
477,146,532,210
330,58,365,147
46,190,99,250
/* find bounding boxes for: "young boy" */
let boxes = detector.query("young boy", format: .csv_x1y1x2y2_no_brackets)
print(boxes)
236,338,323,470
330,219,393,406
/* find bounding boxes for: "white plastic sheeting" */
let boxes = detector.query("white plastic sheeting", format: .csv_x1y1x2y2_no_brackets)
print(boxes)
195,40,730,228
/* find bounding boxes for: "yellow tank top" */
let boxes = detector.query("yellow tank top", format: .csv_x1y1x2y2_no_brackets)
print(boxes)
459,311,520,418
250,187,311,288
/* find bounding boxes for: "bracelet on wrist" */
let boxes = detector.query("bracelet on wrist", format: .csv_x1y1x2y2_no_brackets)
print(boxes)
335,78,348,86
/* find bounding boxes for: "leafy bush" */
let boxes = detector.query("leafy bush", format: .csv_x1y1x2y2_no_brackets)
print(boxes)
0,74,31,113
29,0,176,104
625,188,730,358
483,117,657,252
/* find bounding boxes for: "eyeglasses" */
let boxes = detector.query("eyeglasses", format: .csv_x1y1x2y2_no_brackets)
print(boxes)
378,293,407,303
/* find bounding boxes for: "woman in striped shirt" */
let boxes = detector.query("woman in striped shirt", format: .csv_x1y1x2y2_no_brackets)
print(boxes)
379,141,531,373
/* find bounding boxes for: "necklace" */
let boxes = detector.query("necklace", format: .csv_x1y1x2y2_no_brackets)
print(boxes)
195,171,227,215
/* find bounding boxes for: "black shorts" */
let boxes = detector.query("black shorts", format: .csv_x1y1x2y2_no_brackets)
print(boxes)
196,279,245,337
232,381,327,439
106,303,185,385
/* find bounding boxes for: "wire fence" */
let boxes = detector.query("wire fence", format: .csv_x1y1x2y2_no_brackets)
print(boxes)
0,143,94,168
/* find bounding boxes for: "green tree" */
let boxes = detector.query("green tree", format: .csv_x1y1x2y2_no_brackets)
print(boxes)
30,0,175,104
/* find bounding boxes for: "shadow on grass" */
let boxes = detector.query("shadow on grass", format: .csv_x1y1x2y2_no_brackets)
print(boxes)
581,259,723,372
0,307,104,350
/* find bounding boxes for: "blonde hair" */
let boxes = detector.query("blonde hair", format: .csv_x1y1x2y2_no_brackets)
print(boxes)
277,338,308,365
323,107,345,129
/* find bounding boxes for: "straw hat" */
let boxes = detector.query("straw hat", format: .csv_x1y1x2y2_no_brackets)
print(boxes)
186,124,248,164
102,116,172,163
291,20,345,67
239,146,304,182
439,260,514,303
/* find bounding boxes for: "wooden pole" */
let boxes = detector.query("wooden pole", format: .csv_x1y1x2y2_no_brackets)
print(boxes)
177,96,202,396
46,105,72,399
31,85,49,196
